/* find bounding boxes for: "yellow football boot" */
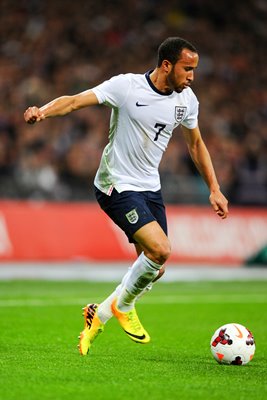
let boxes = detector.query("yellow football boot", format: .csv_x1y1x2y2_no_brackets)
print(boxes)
111,299,150,344
78,303,104,356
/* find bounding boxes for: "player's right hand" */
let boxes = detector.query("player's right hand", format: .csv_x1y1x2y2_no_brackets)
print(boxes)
24,106,45,124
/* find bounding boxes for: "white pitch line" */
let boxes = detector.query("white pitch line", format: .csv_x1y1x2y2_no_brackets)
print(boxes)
0,298,92,308
142,294,267,304
0,294,266,308
0,263,267,281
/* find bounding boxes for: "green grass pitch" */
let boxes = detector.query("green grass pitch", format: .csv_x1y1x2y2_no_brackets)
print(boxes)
0,279,266,400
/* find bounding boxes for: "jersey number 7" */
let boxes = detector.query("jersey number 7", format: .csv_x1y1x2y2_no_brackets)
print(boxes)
154,123,166,141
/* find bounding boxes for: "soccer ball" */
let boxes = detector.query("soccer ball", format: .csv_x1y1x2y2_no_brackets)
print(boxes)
210,323,255,365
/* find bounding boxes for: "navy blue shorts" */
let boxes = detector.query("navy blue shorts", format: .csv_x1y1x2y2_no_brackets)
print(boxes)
94,186,168,243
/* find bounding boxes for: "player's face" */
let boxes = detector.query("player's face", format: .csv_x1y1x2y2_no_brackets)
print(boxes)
167,49,199,93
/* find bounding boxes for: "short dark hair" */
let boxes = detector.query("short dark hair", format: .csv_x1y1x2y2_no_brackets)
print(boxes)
157,37,198,67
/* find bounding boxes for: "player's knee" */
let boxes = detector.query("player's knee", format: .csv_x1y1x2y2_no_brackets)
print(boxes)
150,240,171,265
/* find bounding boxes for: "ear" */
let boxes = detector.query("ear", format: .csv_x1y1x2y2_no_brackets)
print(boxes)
161,60,172,73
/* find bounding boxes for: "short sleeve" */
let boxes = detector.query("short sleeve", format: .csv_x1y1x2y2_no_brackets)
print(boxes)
181,90,199,129
91,74,131,108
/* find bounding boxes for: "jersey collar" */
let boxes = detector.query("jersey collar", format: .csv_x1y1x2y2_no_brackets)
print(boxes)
145,70,173,96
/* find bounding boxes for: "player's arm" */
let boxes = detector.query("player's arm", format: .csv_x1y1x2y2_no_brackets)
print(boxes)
24,89,99,124
181,125,229,219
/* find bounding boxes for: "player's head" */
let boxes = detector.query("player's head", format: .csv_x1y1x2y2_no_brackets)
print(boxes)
157,37,199,93
157,37,197,67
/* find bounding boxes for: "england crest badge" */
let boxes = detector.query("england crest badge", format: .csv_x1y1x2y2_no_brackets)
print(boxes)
125,208,139,224
175,106,187,123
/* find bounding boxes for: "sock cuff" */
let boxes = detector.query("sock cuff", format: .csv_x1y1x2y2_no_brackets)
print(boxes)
143,253,162,270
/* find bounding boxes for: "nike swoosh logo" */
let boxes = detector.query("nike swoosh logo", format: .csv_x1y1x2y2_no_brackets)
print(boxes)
136,102,149,107
234,324,243,338
124,329,146,340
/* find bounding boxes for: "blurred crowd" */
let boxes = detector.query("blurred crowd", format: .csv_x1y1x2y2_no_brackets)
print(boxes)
0,0,267,205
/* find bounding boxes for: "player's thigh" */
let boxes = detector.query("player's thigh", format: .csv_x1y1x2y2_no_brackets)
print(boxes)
133,220,171,264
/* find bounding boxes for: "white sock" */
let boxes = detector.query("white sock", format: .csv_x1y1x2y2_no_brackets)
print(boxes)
97,281,155,323
117,252,162,312
97,255,160,322
97,265,133,323
135,281,154,300
96,290,118,324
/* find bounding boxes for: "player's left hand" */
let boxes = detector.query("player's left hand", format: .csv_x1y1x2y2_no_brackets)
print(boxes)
209,190,229,219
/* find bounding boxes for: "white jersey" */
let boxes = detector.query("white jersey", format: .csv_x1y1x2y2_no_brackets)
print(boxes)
92,71,199,195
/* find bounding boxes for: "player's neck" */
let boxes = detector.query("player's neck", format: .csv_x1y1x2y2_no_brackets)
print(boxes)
149,69,172,94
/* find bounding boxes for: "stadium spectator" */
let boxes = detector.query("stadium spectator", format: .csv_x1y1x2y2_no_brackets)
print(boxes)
0,0,266,204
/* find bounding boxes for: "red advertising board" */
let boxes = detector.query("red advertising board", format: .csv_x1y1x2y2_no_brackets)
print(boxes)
0,201,266,264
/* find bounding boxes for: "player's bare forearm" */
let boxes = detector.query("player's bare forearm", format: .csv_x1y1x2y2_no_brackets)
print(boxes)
189,138,219,190
24,90,99,124
189,142,228,218
182,125,229,219
193,146,228,218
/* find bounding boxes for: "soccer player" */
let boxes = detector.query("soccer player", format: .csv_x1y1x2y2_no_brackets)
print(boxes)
24,37,229,355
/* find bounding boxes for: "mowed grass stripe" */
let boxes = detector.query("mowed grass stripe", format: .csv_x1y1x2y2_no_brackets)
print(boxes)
0,293,267,307
0,280,266,400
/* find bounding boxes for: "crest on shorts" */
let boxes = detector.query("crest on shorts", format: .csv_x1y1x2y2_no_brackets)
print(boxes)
175,106,187,123
125,208,139,224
